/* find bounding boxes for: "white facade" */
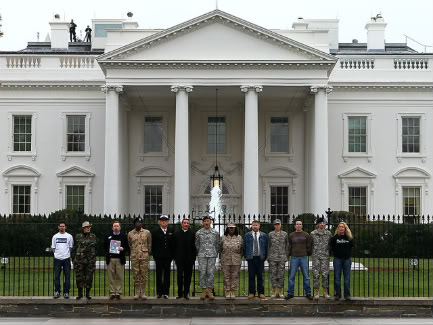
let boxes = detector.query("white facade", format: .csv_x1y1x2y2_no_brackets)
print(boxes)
0,10,432,218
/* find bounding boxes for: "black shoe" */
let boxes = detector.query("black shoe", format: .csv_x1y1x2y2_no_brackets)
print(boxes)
284,294,294,300
344,296,351,301
157,295,163,299
176,296,183,299
76,288,83,300
63,293,70,299
334,295,341,301
115,295,121,300
109,295,116,300
85,288,92,300
53,292,60,299
183,295,190,300
306,295,313,301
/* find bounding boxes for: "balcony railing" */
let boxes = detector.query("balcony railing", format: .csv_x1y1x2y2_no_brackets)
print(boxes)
393,58,429,70
340,58,375,69
6,56,41,68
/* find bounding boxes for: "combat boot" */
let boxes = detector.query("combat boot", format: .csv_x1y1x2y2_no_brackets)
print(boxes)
314,288,320,300
76,287,83,300
271,288,277,298
85,288,92,300
208,288,215,300
276,288,282,298
231,290,235,299
225,290,230,299
200,288,207,300
323,288,330,299
134,287,140,300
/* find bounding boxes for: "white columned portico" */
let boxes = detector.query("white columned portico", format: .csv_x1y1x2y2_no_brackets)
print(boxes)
241,85,262,216
102,84,123,215
171,85,193,216
310,85,332,215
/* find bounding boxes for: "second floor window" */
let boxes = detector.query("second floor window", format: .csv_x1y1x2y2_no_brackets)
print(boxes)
208,116,226,153
144,117,163,153
13,115,32,152
270,117,289,153
402,117,420,153
348,116,367,153
67,115,85,152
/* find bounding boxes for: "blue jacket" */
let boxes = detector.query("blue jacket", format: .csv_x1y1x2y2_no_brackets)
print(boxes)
243,231,268,261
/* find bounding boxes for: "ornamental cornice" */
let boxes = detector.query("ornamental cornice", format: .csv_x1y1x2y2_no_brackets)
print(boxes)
240,85,263,93
98,61,334,72
310,85,333,94
101,85,123,94
171,85,193,93
331,85,433,92
0,84,102,89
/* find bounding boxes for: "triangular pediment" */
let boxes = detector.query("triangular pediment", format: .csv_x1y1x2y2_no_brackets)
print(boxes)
393,167,431,179
262,167,298,178
98,10,336,63
3,165,40,177
339,167,376,179
57,166,95,178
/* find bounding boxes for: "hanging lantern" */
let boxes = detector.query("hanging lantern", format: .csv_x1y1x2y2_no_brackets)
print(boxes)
210,165,223,189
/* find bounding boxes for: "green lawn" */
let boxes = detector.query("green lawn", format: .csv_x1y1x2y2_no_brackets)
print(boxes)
0,256,431,297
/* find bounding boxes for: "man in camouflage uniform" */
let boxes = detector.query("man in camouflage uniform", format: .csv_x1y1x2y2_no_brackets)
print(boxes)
310,217,332,299
73,221,97,300
128,217,152,300
195,216,220,300
267,219,289,299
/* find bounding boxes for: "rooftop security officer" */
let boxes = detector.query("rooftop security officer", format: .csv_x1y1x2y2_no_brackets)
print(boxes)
69,19,77,42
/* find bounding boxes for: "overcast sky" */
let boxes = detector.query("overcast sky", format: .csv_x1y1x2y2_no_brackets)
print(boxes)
0,0,432,52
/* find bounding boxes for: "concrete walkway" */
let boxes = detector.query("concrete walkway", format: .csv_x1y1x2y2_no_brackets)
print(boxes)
0,318,432,325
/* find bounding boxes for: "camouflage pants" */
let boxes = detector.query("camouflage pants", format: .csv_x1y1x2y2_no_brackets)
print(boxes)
74,262,95,289
269,261,286,288
197,257,216,288
131,257,149,293
221,264,241,292
312,256,330,289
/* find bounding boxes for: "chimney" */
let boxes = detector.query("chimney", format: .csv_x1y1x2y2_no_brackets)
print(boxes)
123,12,138,29
292,17,308,30
49,14,70,49
365,14,387,51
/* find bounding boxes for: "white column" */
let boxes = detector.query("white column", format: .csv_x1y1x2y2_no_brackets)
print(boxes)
241,85,262,216
310,85,332,215
171,85,193,216
102,85,123,215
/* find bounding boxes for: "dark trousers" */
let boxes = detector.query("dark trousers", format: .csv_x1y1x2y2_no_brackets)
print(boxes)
155,258,171,295
54,258,71,294
176,260,194,297
247,256,264,295
334,257,351,298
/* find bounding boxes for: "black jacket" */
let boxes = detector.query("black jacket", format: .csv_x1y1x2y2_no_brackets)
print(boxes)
151,228,174,260
172,229,196,265
104,232,129,265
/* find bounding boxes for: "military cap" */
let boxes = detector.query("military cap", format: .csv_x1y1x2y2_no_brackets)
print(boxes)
227,223,236,228
273,219,282,225
159,215,169,221
81,221,91,228
133,216,143,224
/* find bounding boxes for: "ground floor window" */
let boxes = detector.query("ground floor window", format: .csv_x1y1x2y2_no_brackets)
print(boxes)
66,185,85,212
144,185,163,219
402,186,421,216
12,185,31,214
348,186,367,216
270,186,288,215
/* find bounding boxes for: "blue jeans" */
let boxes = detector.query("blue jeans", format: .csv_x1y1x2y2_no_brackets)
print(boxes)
333,257,351,297
287,256,311,296
54,258,71,294
247,256,264,295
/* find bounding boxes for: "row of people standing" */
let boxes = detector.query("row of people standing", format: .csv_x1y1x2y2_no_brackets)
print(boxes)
51,216,353,300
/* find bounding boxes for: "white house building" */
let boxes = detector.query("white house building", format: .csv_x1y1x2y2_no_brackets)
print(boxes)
0,10,432,218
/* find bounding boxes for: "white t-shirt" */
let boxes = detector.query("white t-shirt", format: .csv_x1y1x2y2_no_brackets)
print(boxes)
51,232,74,260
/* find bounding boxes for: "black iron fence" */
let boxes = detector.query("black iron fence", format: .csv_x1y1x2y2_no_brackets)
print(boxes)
0,211,432,298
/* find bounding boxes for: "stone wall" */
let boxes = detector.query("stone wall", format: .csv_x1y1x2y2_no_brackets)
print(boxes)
0,297,431,318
